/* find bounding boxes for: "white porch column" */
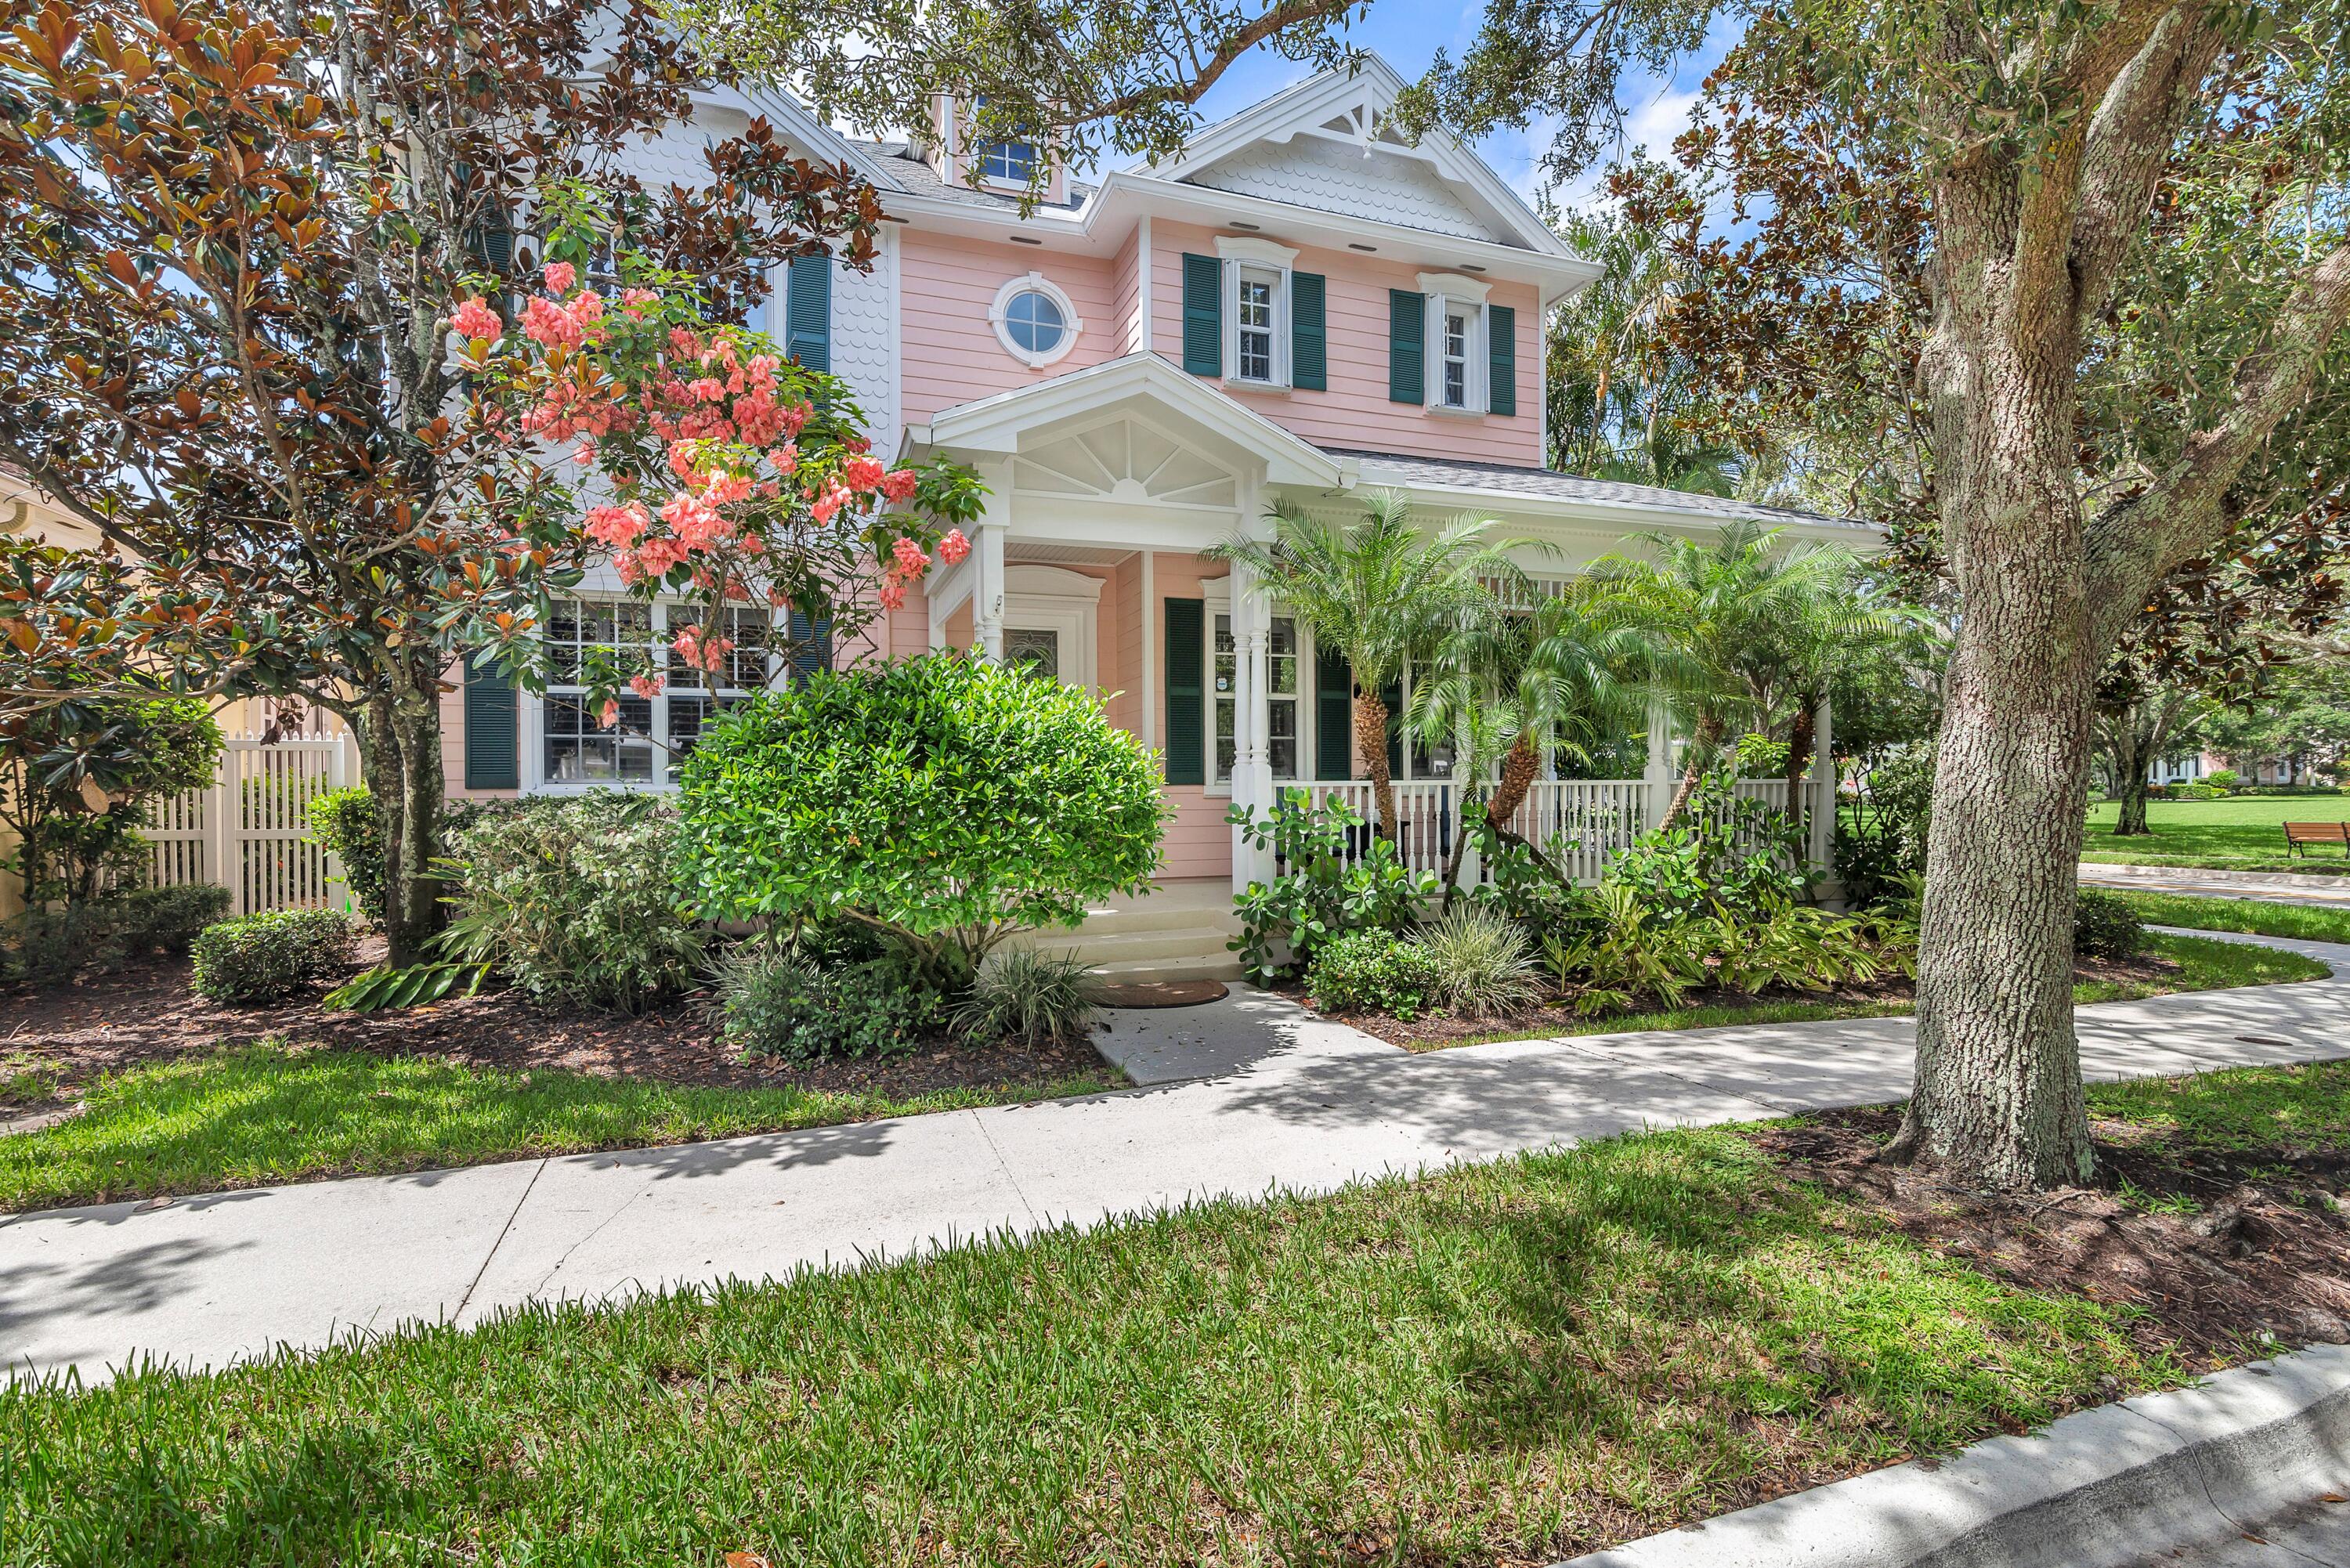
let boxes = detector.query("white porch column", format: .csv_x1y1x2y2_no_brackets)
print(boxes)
1808,694,1836,877
1230,482,1276,891
972,460,1010,660
1643,699,1676,833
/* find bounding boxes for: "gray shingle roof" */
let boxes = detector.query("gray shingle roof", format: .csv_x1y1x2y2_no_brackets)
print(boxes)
848,139,1094,214
1320,447,1876,532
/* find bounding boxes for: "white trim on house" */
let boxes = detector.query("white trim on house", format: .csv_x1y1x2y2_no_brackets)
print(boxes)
1001,563,1103,690
919,351,1343,488
1134,56,1574,263
987,270,1083,367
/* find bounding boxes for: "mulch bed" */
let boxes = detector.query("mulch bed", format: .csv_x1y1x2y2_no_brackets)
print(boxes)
1307,952,2180,1051
1754,1104,2350,1368
0,943,1112,1118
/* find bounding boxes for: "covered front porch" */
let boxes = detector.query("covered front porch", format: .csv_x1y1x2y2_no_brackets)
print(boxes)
896,352,1840,916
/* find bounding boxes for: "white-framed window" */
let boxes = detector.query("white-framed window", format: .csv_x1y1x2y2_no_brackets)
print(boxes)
1419,272,1494,414
1210,612,1301,787
1442,307,1473,408
1236,269,1278,384
989,272,1082,368
1216,235,1300,390
531,595,783,792
968,96,1038,186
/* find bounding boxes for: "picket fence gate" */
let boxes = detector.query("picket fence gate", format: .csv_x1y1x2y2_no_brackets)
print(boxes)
146,733,363,916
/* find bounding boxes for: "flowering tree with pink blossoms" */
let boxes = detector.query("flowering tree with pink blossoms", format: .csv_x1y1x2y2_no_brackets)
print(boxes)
460,241,985,732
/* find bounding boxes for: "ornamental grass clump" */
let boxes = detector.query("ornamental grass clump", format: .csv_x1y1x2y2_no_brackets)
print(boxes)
953,948,1097,1046
678,652,1165,991
1415,906,1542,1017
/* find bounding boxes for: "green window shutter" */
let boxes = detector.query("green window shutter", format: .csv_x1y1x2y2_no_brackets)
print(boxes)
1181,253,1222,378
786,253,830,371
1291,271,1326,391
462,653,519,791
1163,597,1205,786
1388,289,1425,403
1315,649,1354,779
1488,303,1517,417
787,608,833,684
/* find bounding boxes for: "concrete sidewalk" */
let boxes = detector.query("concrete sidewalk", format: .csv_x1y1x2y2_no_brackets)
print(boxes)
5,933,2348,1387
2081,862,2350,907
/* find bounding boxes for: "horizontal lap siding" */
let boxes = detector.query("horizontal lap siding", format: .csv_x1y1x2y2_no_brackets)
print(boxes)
1149,219,1541,467
899,233,1124,426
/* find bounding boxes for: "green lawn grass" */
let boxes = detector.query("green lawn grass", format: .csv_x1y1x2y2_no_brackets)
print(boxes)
2104,890,2350,946
0,1125,2184,1566
2082,795,2350,873
2088,1060,2350,1156
0,1044,1122,1216
1408,931,2327,1051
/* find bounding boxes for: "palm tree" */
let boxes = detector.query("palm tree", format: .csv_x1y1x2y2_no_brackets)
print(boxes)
1211,491,1527,844
1585,522,1881,829
1405,589,1645,901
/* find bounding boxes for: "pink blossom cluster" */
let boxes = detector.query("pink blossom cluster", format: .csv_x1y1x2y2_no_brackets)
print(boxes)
671,625,734,674
451,298,503,343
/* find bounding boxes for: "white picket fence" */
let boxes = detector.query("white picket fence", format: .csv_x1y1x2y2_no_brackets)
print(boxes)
1298,775,1834,883
146,733,362,916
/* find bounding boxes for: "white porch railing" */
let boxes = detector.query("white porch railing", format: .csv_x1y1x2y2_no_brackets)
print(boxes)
1289,776,1835,884
146,733,361,916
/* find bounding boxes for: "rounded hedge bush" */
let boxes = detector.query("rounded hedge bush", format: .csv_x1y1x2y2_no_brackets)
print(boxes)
190,907,357,1004
2072,889,2147,963
678,653,1165,982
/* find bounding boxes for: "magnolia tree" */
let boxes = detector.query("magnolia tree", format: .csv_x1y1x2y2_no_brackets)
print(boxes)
458,246,984,730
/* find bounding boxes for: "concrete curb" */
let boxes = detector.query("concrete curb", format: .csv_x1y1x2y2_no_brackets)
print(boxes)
2081,862,2350,891
1560,1342,2350,1568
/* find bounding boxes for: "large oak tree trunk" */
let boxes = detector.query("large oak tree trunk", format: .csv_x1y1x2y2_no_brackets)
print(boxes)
1896,182,2099,1190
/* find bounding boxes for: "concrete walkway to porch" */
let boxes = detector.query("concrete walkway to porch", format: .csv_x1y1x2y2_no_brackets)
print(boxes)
5,930,2348,1388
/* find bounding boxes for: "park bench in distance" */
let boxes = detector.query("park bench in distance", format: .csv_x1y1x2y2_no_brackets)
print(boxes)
2283,822,2350,858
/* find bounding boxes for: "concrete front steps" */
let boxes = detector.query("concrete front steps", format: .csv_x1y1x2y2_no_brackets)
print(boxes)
1007,879,1245,985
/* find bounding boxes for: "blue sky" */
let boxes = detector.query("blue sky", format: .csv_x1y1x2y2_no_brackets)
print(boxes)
1155,4,1742,215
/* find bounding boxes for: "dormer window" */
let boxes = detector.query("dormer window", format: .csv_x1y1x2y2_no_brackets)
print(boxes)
970,96,1039,186
978,134,1038,184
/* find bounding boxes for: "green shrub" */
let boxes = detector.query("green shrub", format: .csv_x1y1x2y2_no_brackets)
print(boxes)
707,942,943,1061
2167,782,2222,801
953,948,1097,1046
305,786,385,923
1611,768,1806,922
1413,907,1541,1017
2073,890,2148,962
1836,745,1935,910
1307,927,1442,1020
1542,882,1716,1016
112,884,232,953
190,908,356,1004
439,793,705,1013
2,693,222,908
1229,790,1438,981
1708,898,1892,994
679,654,1165,989
2203,768,2239,791
0,884,232,988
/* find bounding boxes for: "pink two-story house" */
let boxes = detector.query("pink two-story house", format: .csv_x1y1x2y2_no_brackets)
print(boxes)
449,55,1873,966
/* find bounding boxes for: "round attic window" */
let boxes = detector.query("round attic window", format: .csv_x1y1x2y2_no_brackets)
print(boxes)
990,273,1081,368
